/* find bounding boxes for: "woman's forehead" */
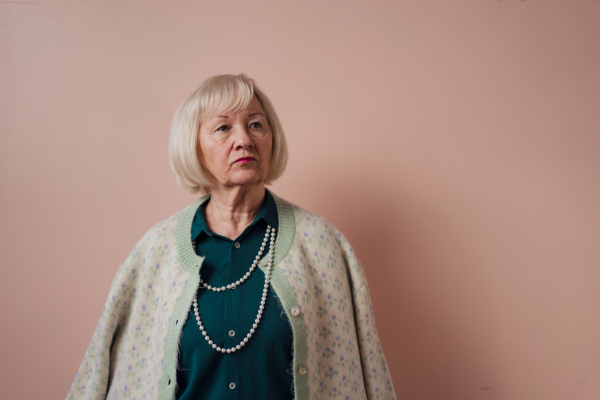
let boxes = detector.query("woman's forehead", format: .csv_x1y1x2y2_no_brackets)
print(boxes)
203,97,265,122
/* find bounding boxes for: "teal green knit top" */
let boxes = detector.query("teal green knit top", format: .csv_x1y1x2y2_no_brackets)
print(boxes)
176,191,294,399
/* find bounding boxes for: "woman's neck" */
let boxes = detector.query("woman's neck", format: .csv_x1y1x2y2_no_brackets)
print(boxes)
204,184,266,240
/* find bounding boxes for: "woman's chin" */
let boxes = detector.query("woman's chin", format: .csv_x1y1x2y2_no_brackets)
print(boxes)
224,171,265,188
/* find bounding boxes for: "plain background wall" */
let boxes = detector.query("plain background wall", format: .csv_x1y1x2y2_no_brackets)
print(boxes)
1,1,599,399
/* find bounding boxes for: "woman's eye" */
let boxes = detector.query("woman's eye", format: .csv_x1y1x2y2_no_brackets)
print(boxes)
216,125,230,132
250,122,263,129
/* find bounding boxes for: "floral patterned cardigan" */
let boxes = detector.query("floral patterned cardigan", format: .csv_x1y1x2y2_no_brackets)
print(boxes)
67,191,396,400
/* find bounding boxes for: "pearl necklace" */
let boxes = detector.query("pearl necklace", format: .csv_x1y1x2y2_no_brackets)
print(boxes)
198,226,272,292
192,226,276,354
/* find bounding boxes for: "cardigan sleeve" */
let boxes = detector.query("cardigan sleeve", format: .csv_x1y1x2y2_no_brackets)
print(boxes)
66,250,140,400
352,282,397,399
340,238,397,399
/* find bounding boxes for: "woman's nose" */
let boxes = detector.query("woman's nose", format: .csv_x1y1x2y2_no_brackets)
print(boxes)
233,125,254,149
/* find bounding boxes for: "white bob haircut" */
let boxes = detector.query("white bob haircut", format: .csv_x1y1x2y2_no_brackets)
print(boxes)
169,73,288,194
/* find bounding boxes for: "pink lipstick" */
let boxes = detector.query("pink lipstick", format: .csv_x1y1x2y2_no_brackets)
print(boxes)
235,157,255,164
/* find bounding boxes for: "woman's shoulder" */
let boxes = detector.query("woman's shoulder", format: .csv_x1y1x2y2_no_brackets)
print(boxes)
273,195,366,288
138,208,186,244
292,205,336,233
128,200,200,254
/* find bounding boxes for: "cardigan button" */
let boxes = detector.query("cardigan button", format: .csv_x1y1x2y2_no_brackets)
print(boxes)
291,306,300,316
298,365,307,375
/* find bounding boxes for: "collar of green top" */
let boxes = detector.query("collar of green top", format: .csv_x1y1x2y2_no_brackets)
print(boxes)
190,190,278,242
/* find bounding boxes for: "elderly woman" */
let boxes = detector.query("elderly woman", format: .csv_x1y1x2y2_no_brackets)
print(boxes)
68,74,396,399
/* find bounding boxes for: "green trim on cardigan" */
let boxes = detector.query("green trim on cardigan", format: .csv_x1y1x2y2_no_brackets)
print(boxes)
264,192,309,400
158,196,207,399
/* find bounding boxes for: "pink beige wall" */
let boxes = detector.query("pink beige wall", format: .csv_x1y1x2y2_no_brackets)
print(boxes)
2,1,600,399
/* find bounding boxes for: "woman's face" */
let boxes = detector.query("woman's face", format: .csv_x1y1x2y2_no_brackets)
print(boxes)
198,97,273,190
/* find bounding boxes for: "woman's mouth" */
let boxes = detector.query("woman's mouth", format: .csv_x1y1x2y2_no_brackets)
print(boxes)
234,157,256,164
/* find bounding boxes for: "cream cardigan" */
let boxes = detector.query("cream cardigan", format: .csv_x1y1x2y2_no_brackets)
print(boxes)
67,192,396,400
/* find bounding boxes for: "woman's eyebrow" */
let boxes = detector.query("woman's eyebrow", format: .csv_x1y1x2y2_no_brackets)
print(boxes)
248,112,265,118
211,114,230,121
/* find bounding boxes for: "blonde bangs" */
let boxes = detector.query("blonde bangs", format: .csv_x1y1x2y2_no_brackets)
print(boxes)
199,76,255,122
